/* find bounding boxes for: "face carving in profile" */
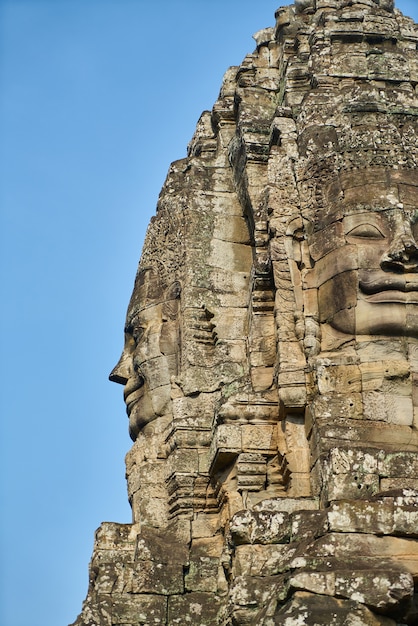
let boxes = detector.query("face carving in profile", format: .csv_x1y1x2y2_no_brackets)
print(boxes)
306,171,418,338
109,269,180,440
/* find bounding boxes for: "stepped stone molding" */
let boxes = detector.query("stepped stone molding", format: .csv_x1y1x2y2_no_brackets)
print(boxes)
72,2,418,624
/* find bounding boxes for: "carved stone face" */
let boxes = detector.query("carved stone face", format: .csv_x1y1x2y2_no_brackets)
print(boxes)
307,171,418,337
109,270,180,440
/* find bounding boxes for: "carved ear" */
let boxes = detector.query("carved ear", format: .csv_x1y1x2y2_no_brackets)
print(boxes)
167,281,181,300
162,282,181,320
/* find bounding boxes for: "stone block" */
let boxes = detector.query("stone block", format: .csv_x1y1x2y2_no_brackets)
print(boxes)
290,510,328,542
93,562,125,594
73,595,113,626
289,570,335,597
215,307,248,340
326,447,380,475
214,214,251,244
233,544,295,578
311,392,363,421
356,339,405,363
131,493,168,529
279,384,307,410
189,276,248,308
334,569,414,613
230,574,288,624
167,592,224,625
251,366,274,391
171,394,217,428
392,489,418,507
128,461,166,488
393,506,418,538
328,500,394,535
249,345,275,368
124,560,184,595
363,392,413,426
318,271,358,324
184,555,221,593
167,425,212,448
237,453,266,474
111,594,167,625
191,513,221,540
95,523,139,550
316,363,362,394
93,547,136,567
198,449,210,473
314,418,418,451
209,239,252,273
134,528,188,565
325,472,380,503
274,591,398,626
187,540,226,592
378,451,418,479
229,509,291,545
254,497,319,514
277,340,306,369
167,448,199,474
251,313,275,338
288,473,312,498
211,423,242,453
308,533,418,577
381,478,418,492
242,425,277,453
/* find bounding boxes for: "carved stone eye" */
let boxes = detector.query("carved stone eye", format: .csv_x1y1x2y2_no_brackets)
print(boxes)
124,323,144,347
346,223,385,239
132,327,145,344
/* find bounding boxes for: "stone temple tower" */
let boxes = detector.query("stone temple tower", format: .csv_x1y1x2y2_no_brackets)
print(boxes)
72,2,418,624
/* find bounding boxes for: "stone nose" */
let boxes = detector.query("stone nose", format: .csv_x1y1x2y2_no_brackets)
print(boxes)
109,351,131,385
380,231,418,273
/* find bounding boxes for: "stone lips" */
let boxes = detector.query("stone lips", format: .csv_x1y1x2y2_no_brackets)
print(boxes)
73,2,418,625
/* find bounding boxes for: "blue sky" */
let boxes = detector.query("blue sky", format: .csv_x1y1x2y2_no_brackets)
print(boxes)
1,1,417,625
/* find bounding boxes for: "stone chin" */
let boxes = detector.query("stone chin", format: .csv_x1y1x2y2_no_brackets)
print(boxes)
127,383,172,441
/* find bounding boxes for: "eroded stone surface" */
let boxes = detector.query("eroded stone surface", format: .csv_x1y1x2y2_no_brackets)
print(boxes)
72,2,418,624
